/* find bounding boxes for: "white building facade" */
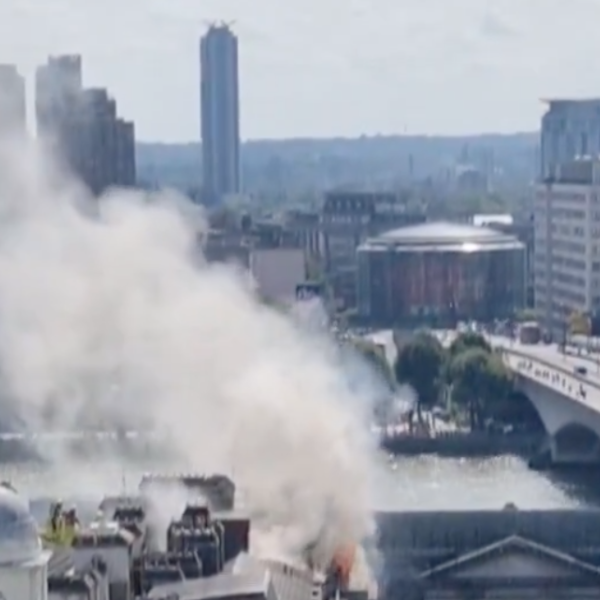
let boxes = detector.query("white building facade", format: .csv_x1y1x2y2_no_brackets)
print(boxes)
541,99,600,178
0,485,50,600
534,159,600,333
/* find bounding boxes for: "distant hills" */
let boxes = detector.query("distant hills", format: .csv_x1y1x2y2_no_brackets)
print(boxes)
136,132,539,193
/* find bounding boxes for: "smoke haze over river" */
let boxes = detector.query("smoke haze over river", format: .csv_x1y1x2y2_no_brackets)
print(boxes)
0,137,394,576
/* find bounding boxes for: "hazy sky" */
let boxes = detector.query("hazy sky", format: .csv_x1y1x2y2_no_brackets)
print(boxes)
1,0,599,141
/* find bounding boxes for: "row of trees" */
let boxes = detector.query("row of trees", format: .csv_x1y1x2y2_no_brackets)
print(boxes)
391,331,542,431
348,329,543,431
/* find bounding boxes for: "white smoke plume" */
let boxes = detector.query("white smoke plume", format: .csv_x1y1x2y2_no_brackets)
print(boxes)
143,479,198,552
0,137,382,575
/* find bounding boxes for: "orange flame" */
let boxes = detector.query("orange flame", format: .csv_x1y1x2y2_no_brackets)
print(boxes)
331,544,356,588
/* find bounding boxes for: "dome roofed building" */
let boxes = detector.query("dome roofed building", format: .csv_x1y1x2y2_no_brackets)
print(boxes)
357,221,526,327
363,221,521,252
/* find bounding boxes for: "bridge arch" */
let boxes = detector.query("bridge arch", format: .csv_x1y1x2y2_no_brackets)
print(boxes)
553,422,600,456
504,350,600,464
513,374,600,436
502,390,545,433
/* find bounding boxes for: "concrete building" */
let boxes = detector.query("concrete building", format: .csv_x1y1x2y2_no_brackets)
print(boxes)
321,191,425,310
200,23,241,203
203,229,251,267
0,484,51,600
0,64,26,135
540,98,600,178
357,222,525,327
249,248,306,305
66,88,136,194
534,158,600,334
283,209,321,258
36,56,136,195
473,214,535,308
35,54,83,139
379,508,600,600
201,212,314,274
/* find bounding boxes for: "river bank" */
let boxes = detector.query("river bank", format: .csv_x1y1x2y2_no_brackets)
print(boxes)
0,427,535,464
380,430,543,457
6,454,595,513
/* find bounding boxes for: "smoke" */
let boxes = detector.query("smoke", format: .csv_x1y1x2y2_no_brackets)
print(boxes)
143,479,199,552
388,386,417,419
0,137,382,577
289,296,329,332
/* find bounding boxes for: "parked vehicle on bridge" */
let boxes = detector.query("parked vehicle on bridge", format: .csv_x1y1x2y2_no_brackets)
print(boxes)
518,322,541,345
574,366,587,376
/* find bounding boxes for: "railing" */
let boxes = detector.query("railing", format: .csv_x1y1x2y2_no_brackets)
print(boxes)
499,347,600,406
561,346,600,369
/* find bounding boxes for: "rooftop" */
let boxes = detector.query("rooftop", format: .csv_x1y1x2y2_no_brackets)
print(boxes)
0,484,44,564
359,221,523,253
147,570,270,600
542,98,600,106
378,221,513,243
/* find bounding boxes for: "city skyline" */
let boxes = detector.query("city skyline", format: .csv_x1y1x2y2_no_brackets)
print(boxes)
34,55,136,194
2,0,600,141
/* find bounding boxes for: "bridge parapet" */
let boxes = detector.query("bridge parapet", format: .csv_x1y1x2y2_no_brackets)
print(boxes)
496,345,600,464
498,347,599,411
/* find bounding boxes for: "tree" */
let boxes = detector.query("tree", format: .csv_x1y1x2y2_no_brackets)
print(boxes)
568,311,591,336
352,339,394,390
448,348,512,430
448,331,491,359
394,331,445,416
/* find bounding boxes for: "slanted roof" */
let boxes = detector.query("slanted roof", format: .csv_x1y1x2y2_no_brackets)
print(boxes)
147,570,270,600
48,546,106,595
47,546,75,578
420,535,600,580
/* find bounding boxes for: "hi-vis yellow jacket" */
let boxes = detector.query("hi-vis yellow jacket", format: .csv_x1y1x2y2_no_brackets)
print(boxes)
41,517,77,546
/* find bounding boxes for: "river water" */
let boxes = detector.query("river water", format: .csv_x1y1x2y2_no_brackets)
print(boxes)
6,331,592,516
360,330,600,510
373,455,600,510
4,454,600,523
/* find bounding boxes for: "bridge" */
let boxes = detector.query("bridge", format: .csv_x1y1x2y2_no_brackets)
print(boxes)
491,338,600,466
367,329,600,466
